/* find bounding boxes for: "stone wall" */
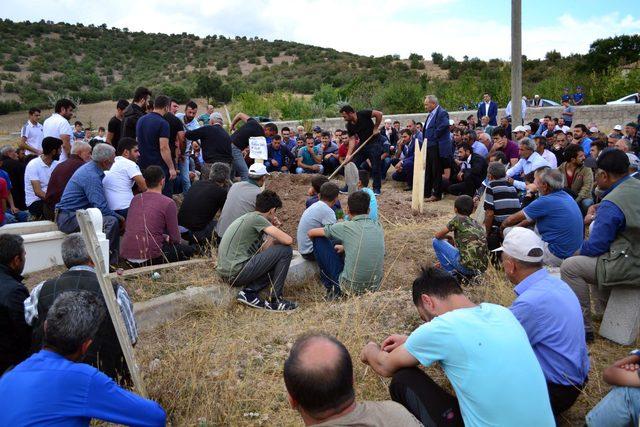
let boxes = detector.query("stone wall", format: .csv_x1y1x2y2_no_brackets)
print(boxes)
273,104,640,134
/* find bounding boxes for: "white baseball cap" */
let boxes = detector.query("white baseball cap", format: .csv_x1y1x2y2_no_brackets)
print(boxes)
513,125,526,133
248,163,270,177
524,125,531,132
614,124,623,131
492,227,544,263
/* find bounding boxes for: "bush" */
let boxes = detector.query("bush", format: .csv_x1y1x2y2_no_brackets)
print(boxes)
3,62,20,72
0,100,22,115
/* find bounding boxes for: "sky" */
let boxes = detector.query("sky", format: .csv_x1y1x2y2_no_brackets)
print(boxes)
2,0,639,60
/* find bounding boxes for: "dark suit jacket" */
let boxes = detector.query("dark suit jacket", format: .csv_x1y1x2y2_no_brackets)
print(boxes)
477,101,498,126
462,153,488,187
424,106,453,159
267,144,296,168
380,126,399,146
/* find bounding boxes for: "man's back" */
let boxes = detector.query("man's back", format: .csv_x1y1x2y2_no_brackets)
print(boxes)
404,303,554,427
484,178,521,226
178,180,228,231
136,112,169,170
314,401,421,427
0,264,30,374
2,158,27,210
102,156,141,211
45,156,85,210
0,350,165,427
215,180,261,237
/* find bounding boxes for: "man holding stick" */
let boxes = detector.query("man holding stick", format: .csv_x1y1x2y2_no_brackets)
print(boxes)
339,105,383,195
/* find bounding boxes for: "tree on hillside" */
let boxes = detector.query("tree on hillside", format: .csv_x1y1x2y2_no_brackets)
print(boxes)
583,35,640,72
431,52,444,65
195,72,231,104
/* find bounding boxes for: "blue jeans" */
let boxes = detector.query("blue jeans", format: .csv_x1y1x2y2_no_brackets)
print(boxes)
178,156,191,193
231,145,249,181
432,238,474,276
4,210,28,224
586,386,640,427
312,237,344,292
115,208,129,219
296,165,324,174
580,198,594,216
381,156,393,180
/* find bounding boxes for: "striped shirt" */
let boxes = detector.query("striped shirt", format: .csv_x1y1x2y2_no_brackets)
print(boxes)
484,178,521,226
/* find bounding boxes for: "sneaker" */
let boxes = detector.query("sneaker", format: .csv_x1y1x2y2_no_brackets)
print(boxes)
373,190,381,196
339,185,349,195
266,297,298,312
236,291,265,309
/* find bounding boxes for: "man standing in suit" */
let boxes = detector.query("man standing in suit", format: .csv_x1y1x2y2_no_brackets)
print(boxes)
477,93,498,126
423,95,453,202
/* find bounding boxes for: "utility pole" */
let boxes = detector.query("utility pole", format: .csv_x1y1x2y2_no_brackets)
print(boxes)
511,0,522,127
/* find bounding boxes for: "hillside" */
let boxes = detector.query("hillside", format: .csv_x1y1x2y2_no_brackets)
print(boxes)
0,19,638,120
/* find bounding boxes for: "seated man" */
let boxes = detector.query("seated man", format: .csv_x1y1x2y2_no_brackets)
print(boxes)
266,134,296,173
497,227,589,415
359,267,555,427
121,165,194,265
448,143,487,197
24,233,137,382
557,144,593,214
489,126,520,166
391,129,418,189
24,136,62,218
102,137,147,218
561,149,640,342
178,162,230,245
320,131,341,176
296,135,323,174
586,350,640,426
216,190,297,312
284,333,421,426
505,137,549,191
433,195,488,277
0,291,165,426
297,182,339,296
305,174,342,212
501,167,583,267
307,191,384,296
44,140,92,220
0,234,31,374
56,143,123,265
483,161,521,252
215,163,268,240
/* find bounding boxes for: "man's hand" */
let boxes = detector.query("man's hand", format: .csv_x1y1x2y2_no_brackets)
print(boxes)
344,154,353,163
381,334,408,352
271,159,278,166
360,341,380,365
334,244,345,254
525,182,538,192
169,168,177,180
10,206,19,214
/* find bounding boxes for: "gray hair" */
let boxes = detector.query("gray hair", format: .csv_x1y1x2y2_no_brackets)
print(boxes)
209,162,231,185
0,145,15,156
71,140,91,155
425,94,439,105
43,290,106,356
91,143,115,162
467,129,477,142
519,137,536,152
535,167,565,191
61,233,91,268
487,161,506,179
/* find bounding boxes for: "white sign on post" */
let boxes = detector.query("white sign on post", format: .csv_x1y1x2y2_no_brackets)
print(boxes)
249,136,268,161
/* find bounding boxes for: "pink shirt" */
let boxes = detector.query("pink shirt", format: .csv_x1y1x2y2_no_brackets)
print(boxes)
120,192,181,260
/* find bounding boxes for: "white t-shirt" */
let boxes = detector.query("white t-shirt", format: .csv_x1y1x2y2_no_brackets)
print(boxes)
102,156,142,211
43,113,73,162
20,121,44,155
24,156,59,207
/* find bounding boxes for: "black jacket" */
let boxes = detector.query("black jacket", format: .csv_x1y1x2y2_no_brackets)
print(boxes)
462,153,488,188
121,103,146,139
379,126,399,147
0,264,31,374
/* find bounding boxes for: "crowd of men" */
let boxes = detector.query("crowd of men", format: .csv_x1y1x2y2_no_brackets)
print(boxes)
0,86,639,425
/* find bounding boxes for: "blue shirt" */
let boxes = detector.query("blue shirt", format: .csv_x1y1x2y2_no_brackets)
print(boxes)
344,188,378,222
506,152,549,191
510,269,590,385
405,303,554,427
573,92,584,104
136,112,170,171
0,168,12,190
579,137,593,157
471,140,488,158
56,162,116,217
580,176,629,257
523,190,583,258
0,350,165,427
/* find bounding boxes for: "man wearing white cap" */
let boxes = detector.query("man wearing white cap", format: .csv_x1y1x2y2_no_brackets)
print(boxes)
215,163,269,240
496,227,589,416
611,124,623,137
513,125,526,141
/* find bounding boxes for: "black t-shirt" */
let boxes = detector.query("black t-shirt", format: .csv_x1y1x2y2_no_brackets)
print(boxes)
346,110,375,144
107,116,122,150
1,159,26,210
163,112,184,161
185,125,233,164
230,118,265,150
178,181,228,231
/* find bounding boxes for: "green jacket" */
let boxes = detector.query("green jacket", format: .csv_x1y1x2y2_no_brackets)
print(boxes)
596,177,640,287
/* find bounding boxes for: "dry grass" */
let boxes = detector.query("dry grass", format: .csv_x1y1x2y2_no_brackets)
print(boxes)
129,204,637,426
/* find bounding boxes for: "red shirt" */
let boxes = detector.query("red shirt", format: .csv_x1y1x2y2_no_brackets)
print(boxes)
0,178,8,224
338,143,348,158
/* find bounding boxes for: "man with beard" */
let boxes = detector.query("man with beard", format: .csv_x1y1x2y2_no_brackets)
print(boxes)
557,144,593,214
106,99,129,150
121,87,152,140
42,99,75,162
24,137,62,219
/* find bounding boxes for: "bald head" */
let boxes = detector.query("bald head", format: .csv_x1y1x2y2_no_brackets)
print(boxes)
284,333,355,418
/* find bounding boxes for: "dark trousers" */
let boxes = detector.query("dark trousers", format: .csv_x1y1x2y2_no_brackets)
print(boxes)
312,237,344,292
57,210,120,265
322,156,340,176
352,142,382,193
231,245,293,300
152,242,195,264
448,177,478,197
160,166,174,198
425,146,443,198
190,219,217,245
548,381,583,416
390,367,464,426
27,200,44,219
